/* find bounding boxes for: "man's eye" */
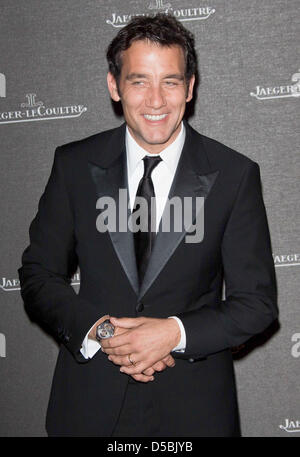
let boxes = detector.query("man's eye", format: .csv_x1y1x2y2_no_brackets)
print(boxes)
164,81,178,86
132,81,145,86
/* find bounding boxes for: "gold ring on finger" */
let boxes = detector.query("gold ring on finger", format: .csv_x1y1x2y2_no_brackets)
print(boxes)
128,354,136,365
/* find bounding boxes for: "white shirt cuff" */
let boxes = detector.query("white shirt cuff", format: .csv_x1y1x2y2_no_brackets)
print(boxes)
168,316,186,353
80,323,102,359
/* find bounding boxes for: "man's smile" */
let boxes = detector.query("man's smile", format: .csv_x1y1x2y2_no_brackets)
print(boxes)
143,113,169,123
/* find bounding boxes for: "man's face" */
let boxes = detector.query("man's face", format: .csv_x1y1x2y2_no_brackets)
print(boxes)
107,40,195,154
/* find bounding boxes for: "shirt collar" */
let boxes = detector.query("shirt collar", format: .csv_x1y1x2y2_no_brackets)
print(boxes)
126,122,186,178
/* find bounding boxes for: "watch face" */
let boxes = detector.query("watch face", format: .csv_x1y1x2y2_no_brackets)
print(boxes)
97,320,114,339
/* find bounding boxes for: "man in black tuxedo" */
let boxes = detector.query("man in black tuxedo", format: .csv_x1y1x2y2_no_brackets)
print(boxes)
18,14,278,437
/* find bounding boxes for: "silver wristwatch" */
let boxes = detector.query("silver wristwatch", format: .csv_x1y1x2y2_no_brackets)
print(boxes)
96,319,115,341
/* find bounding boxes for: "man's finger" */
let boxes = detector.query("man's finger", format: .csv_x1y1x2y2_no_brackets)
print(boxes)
151,361,167,372
142,367,155,376
100,332,132,349
110,316,143,329
107,354,137,367
120,361,150,376
102,344,132,356
131,373,154,383
114,326,129,337
162,354,176,367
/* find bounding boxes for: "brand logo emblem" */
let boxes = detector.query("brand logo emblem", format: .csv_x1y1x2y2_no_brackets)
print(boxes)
20,93,43,108
148,0,171,9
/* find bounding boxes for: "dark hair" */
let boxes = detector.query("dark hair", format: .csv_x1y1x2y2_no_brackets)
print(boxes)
106,13,197,87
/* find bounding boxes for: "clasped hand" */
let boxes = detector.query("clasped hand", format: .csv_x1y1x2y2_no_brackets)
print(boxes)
100,316,180,383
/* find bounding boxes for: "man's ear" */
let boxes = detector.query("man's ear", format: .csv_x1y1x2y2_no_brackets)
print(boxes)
107,72,121,102
186,74,195,102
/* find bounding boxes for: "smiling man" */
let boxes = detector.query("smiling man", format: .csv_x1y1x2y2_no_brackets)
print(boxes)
19,14,277,437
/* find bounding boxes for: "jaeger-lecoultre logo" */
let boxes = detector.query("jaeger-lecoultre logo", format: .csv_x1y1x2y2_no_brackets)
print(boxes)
0,93,87,125
106,1,215,28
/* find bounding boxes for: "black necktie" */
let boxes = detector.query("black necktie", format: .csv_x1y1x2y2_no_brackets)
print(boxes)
133,155,162,285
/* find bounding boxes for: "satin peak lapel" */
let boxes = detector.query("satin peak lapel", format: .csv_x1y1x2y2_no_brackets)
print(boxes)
88,146,140,297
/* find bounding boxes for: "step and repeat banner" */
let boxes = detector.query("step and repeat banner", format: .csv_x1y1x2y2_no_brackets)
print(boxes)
0,0,299,437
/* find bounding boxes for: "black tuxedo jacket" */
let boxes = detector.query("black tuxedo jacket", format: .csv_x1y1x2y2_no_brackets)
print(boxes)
18,121,278,436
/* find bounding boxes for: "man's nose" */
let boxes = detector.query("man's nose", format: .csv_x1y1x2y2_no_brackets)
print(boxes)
146,85,166,109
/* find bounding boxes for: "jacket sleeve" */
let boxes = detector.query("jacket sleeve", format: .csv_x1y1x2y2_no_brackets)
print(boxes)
18,147,102,363
175,161,278,360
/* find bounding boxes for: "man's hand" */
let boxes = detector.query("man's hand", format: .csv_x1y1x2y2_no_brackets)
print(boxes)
101,316,181,377
88,315,176,383
111,323,176,383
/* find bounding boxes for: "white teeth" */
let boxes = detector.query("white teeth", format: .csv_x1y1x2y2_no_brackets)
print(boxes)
144,114,167,121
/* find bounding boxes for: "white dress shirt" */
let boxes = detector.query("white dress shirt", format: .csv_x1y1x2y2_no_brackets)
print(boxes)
80,122,187,359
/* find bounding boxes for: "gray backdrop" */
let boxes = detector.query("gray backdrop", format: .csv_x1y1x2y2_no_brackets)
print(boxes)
0,0,299,437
